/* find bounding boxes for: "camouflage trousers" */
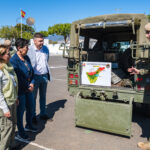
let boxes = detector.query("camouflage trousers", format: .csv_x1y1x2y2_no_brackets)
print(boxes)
0,104,17,150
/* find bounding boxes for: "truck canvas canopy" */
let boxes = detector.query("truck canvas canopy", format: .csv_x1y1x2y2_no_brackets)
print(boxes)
70,14,149,47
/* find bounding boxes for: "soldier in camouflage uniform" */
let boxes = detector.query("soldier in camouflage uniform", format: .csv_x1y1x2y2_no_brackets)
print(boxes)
128,23,150,75
128,23,150,150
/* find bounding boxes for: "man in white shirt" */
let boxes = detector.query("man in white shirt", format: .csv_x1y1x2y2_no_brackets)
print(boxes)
27,33,51,123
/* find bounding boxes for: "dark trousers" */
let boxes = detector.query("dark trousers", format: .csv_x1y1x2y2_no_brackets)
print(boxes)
33,74,48,116
17,92,34,136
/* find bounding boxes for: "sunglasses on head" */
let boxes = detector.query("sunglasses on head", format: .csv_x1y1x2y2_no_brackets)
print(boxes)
146,30,150,34
1,51,10,56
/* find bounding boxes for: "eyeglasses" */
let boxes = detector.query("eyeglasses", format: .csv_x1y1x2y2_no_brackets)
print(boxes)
146,30,150,34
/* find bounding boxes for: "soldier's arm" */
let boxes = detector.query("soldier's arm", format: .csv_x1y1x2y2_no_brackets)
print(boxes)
139,69,150,75
128,67,150,75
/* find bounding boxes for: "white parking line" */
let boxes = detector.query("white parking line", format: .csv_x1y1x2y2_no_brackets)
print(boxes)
49,66,66,69
53,78,67,81
15,137,54,150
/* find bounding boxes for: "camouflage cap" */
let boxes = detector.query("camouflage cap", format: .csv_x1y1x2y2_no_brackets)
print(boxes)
145,23,150,31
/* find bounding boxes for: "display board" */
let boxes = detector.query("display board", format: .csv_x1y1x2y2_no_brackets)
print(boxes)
81,62,111,86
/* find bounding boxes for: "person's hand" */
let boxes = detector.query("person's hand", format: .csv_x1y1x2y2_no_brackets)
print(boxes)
128,67,133,73
28,83,34,92
128,67,140,75
4,111,11,118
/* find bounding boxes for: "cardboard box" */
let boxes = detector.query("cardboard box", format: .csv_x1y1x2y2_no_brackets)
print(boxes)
104,53,118,62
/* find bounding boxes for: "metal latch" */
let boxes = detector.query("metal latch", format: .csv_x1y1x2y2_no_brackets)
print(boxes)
113,91,118,99
99,91,108,100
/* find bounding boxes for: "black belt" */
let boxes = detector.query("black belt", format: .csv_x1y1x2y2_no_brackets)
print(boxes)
35,73,48,76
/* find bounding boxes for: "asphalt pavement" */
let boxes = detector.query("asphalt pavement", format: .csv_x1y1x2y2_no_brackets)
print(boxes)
17,56,150,150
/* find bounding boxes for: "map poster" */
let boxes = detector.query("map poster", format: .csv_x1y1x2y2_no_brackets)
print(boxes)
81,62,111,86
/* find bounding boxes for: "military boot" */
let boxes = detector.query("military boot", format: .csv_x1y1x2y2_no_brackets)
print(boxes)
137,141,150,150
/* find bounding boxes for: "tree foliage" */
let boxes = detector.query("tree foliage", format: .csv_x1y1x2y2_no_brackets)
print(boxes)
22,32,33,40
0,26,19,40
48,23,71,43
148,14,150,20
15,24,34,40
39,31,49,37
15,23,35,34
0,24,35,40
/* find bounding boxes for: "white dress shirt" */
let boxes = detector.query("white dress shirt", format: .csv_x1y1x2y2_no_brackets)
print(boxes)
27,44,51,81
34,46,48,75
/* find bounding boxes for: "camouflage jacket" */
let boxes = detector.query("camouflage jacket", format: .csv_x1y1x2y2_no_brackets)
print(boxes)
139,69,150,75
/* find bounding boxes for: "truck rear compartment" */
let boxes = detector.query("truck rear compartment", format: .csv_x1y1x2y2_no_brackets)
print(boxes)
67,14,150,137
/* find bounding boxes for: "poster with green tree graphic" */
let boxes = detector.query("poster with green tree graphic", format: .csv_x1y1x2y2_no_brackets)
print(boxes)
81,62,111,86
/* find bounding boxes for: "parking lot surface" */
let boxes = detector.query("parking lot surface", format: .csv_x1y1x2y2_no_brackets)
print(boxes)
18,56,150,150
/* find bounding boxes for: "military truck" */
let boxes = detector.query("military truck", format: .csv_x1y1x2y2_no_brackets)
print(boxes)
61,14,150,137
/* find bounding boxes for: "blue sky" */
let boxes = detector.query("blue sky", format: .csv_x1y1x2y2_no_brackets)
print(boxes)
0,0,149,32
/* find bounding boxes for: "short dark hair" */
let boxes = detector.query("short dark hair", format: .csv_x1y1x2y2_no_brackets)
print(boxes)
15,38,29,50
34,33,44,39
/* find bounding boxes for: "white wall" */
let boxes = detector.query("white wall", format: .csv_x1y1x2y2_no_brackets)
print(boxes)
48,44,63,56
30,39,63,56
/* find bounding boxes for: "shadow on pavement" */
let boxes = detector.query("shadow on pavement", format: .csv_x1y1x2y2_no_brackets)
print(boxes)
46,99,67,119
14,99,67,150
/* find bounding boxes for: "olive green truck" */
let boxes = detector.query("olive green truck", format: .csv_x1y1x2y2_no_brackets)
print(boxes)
62,14,150,137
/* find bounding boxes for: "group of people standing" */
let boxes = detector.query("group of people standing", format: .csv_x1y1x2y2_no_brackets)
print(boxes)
0,33,51,150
